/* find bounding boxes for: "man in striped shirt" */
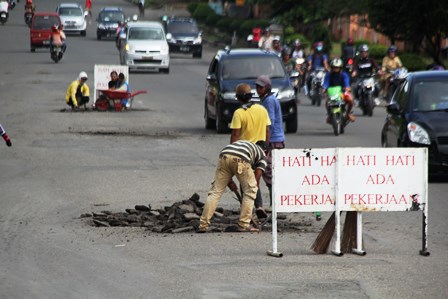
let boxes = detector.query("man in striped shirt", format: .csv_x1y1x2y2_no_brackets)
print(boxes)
198,140,268,233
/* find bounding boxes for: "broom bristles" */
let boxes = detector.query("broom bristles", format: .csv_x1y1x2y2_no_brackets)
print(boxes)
341,211,359,253
311,212,336,254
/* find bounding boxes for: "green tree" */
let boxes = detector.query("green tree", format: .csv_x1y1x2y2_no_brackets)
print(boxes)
368,0,448,66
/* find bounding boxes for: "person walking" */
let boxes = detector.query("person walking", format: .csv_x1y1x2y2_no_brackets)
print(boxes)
197,140,268,233
85,0,92,22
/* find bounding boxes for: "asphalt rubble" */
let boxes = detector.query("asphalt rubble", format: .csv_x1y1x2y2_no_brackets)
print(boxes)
80,193,315,234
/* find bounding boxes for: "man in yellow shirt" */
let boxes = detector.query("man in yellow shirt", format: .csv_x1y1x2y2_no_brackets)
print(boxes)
230,83,271,144
381,45,403,98
66,71,90,110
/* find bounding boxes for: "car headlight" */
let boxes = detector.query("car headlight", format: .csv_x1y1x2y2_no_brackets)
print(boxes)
222,92,237,101
193,36,202,44
98,24,105,29
277,88,295,101
112,23,118,28
160,44,169,55
125,44,134,53
407,122,430,145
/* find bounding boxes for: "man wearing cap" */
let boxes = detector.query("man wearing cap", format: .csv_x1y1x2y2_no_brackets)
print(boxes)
230,83,270,144
255,75,285,209
65,71,90,110
197,140,268,233
258,28,273,51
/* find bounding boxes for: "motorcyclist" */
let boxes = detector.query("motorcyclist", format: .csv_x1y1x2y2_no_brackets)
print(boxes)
380,45,403,98
258,27,273,51
306,42,330,95
115,21,125,49
50,25,67,54
342,37,356,65
270,35,282,57
291,39,305,59
24,0,34,13
323,58,355,122
351,44,381,101
281,47,296,73
0,0,9,20
65,72,90,110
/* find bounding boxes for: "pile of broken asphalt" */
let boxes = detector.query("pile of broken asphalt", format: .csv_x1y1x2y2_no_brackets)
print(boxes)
80,193,316,234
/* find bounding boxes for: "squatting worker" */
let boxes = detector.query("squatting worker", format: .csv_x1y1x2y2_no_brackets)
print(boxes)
66,71,90,110
197,140,268,233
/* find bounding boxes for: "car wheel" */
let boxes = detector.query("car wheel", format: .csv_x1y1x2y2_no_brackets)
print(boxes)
204,101,215,130
97,34,101,40
30,47,35,52
81,30,86,37
285,112,298,133
160,67,170,74
193,52,202,59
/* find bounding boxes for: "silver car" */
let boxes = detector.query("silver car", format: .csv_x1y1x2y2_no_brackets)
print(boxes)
119,21,170,73
56,3,87,36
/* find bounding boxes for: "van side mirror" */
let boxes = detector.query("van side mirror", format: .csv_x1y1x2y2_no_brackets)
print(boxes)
386,102,400,115
206,74,217,82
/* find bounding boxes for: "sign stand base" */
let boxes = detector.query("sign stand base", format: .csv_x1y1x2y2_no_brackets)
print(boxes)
267,250,283,258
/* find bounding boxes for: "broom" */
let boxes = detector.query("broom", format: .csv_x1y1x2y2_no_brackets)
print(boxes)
341,211,357,253
311,212,336,254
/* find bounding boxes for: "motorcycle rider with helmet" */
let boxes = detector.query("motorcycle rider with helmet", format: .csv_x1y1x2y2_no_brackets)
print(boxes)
24,0,34,13
115,21,125,49
270,35,282,57
323,58,355,122
291,39,305,59
50,25,67,54
306,41,330,97
342,37,356,64
0,0,9,22
351,44,381,101
380,45,403,98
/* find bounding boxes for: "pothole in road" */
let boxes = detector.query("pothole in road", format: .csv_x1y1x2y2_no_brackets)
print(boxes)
56,107,154,113
80,193,315,234
70,129,185,138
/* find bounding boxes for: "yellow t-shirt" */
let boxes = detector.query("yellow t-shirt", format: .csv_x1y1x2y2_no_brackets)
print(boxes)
65,80,90,106
382,56,402,73
230,103,271,143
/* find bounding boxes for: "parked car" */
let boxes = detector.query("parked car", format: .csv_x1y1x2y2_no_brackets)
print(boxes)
165,17,202,58
204,48,297,133
118,21,170,73
96,7,125,40
56,3,87,36
381,70,448,175
30,12,62,52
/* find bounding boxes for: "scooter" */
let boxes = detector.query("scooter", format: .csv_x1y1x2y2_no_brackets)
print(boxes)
50,44,64,63
309,67,326,106
0,10,8,25
326,86,349,136
24,11,33,27
356,74,377,117
7,0,15,10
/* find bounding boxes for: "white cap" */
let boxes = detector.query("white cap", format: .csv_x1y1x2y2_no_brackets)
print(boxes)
78,71,88,80
273,35,281,41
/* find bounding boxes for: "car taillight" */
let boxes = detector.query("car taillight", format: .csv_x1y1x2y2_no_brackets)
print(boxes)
348,58,353,65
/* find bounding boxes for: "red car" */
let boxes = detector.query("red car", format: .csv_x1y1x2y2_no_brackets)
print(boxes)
30,12,61,52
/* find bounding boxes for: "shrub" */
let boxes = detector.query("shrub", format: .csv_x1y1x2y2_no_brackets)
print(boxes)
187,3,199,15
369,44,388,60
193,3,214,22
205,13,221,26
400,53,427,71
216,17,234,34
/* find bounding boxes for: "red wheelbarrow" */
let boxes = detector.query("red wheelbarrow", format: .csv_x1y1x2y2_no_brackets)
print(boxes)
95,89,147,112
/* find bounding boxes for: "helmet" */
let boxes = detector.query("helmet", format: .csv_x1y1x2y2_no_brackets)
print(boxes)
314,42,323,51
358,44,369,52
281,47,290,57
51,25,59,31
330,58,343,68
273,35,281,42
294,39,301,46
387,45,397,53
346,37,354,45
296,58,305,65
78,71,88,80
26,0,32,4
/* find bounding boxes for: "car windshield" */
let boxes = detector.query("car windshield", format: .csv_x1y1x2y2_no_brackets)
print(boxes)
99,12,124,23
128,27,164,40
59,7,83,17
412,80,448,111
33,15,60,30
220,56,286,80
167,22,198,34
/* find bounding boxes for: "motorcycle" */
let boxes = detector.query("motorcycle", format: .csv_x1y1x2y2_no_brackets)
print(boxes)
309,67,326,106
327,86,349,136
50,44,63,63
343,57,354,82
386,67,408,103
0,10,7,25
355,73,378,116
24,11,33,27
7,0,15,10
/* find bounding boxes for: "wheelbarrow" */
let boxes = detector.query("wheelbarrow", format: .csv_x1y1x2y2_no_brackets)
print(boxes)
95,89,147,112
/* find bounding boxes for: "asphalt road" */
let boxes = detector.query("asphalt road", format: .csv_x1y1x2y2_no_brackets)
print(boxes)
0,1,447,298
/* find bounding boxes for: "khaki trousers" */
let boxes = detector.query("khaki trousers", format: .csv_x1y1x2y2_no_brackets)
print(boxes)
199,154,258,229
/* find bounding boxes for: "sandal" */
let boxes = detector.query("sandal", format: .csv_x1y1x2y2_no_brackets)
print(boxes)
255,208,268,219
237,225,259,233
